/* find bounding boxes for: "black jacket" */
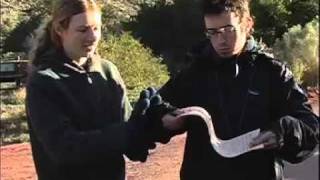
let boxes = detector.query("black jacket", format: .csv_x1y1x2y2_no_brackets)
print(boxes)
26,49,133,180
158,40,319,180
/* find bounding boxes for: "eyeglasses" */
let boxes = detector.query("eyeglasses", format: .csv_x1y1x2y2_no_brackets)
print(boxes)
205,25,236,39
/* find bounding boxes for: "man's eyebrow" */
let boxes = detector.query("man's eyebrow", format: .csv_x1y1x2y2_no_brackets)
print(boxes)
207,24,233,30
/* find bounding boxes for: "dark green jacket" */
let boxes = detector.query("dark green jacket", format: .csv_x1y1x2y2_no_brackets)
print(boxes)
26,48,132,180
159,40,319,180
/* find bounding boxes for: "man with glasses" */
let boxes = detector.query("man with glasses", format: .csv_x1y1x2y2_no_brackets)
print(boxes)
148,0,319,179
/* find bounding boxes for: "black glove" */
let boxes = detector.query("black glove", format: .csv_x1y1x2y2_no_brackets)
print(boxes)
125,87,159,162
146,92,177,144
271,115,317,163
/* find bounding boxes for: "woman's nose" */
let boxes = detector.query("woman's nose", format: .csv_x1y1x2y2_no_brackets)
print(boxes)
87,28,99,42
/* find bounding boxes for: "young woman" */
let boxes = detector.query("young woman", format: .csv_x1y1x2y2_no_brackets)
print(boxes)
26,0,156,179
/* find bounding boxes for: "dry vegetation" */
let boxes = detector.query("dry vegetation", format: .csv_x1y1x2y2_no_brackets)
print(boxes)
0,87,29,145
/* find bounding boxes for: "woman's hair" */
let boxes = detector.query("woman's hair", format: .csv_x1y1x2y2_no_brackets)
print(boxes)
202,0,251,19
29,0,101,65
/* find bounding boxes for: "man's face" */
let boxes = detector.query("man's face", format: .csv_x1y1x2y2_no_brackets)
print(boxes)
59,10,101,60
204,11,252,58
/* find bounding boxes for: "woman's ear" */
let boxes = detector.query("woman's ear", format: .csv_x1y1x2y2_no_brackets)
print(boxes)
54,24,63,37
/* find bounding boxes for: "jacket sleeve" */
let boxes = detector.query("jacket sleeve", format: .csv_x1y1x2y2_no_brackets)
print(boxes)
149,71,191,143
101,59,132,122
271,62,319,163
26,75,128,166
159,69,191,108
102,60,155,162
112,68,132,123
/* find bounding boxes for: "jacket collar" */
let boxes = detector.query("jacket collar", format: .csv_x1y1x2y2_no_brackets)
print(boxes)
36,47,103,74
188,36,263,67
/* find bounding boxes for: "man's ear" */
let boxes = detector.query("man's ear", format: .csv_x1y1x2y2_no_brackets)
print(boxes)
246,16,254,35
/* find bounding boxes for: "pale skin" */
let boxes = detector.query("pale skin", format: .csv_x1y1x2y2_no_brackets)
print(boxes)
56,10,102,65
204,11,253,58
162,11,279,150
162,109,188,131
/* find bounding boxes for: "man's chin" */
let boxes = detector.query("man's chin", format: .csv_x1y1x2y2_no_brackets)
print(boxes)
217,52,234,58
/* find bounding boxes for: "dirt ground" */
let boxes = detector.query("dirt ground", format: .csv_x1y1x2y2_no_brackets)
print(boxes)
0,134,186,180
0,88,318,180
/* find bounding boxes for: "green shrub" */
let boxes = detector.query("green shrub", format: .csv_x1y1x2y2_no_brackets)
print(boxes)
273,17,319,86
98,33,169,101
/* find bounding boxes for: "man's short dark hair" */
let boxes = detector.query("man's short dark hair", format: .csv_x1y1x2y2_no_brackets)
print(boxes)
202,0,251,18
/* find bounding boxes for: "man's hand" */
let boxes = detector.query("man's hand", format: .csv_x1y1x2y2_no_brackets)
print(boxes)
161,106,212,131
249,130,281,150
161,109,186,131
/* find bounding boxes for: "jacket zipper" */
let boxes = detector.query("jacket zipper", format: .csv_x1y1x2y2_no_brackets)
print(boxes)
214,61,257,135
63,63,93,84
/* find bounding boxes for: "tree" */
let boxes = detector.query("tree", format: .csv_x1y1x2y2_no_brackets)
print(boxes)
251,0,291,45
3,15,42,53
0,0,51,53
98,33,169,101
125,0,205,74
273,17,319,86
251,0,319,46
1,0,24,53
100,0,141,36
287,0,319,27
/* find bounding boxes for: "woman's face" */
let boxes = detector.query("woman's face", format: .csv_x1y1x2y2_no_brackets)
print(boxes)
59,10,101,60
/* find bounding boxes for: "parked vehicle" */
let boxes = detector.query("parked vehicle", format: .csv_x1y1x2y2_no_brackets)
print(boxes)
0,59,29,87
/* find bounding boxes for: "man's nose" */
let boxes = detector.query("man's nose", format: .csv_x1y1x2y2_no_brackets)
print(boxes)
215,33,227,43
212,35,228,49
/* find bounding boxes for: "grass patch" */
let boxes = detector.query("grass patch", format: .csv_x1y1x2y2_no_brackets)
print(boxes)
1,88,29,145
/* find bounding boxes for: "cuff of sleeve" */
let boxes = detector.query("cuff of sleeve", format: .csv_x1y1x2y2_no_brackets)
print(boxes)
146,102,177,143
